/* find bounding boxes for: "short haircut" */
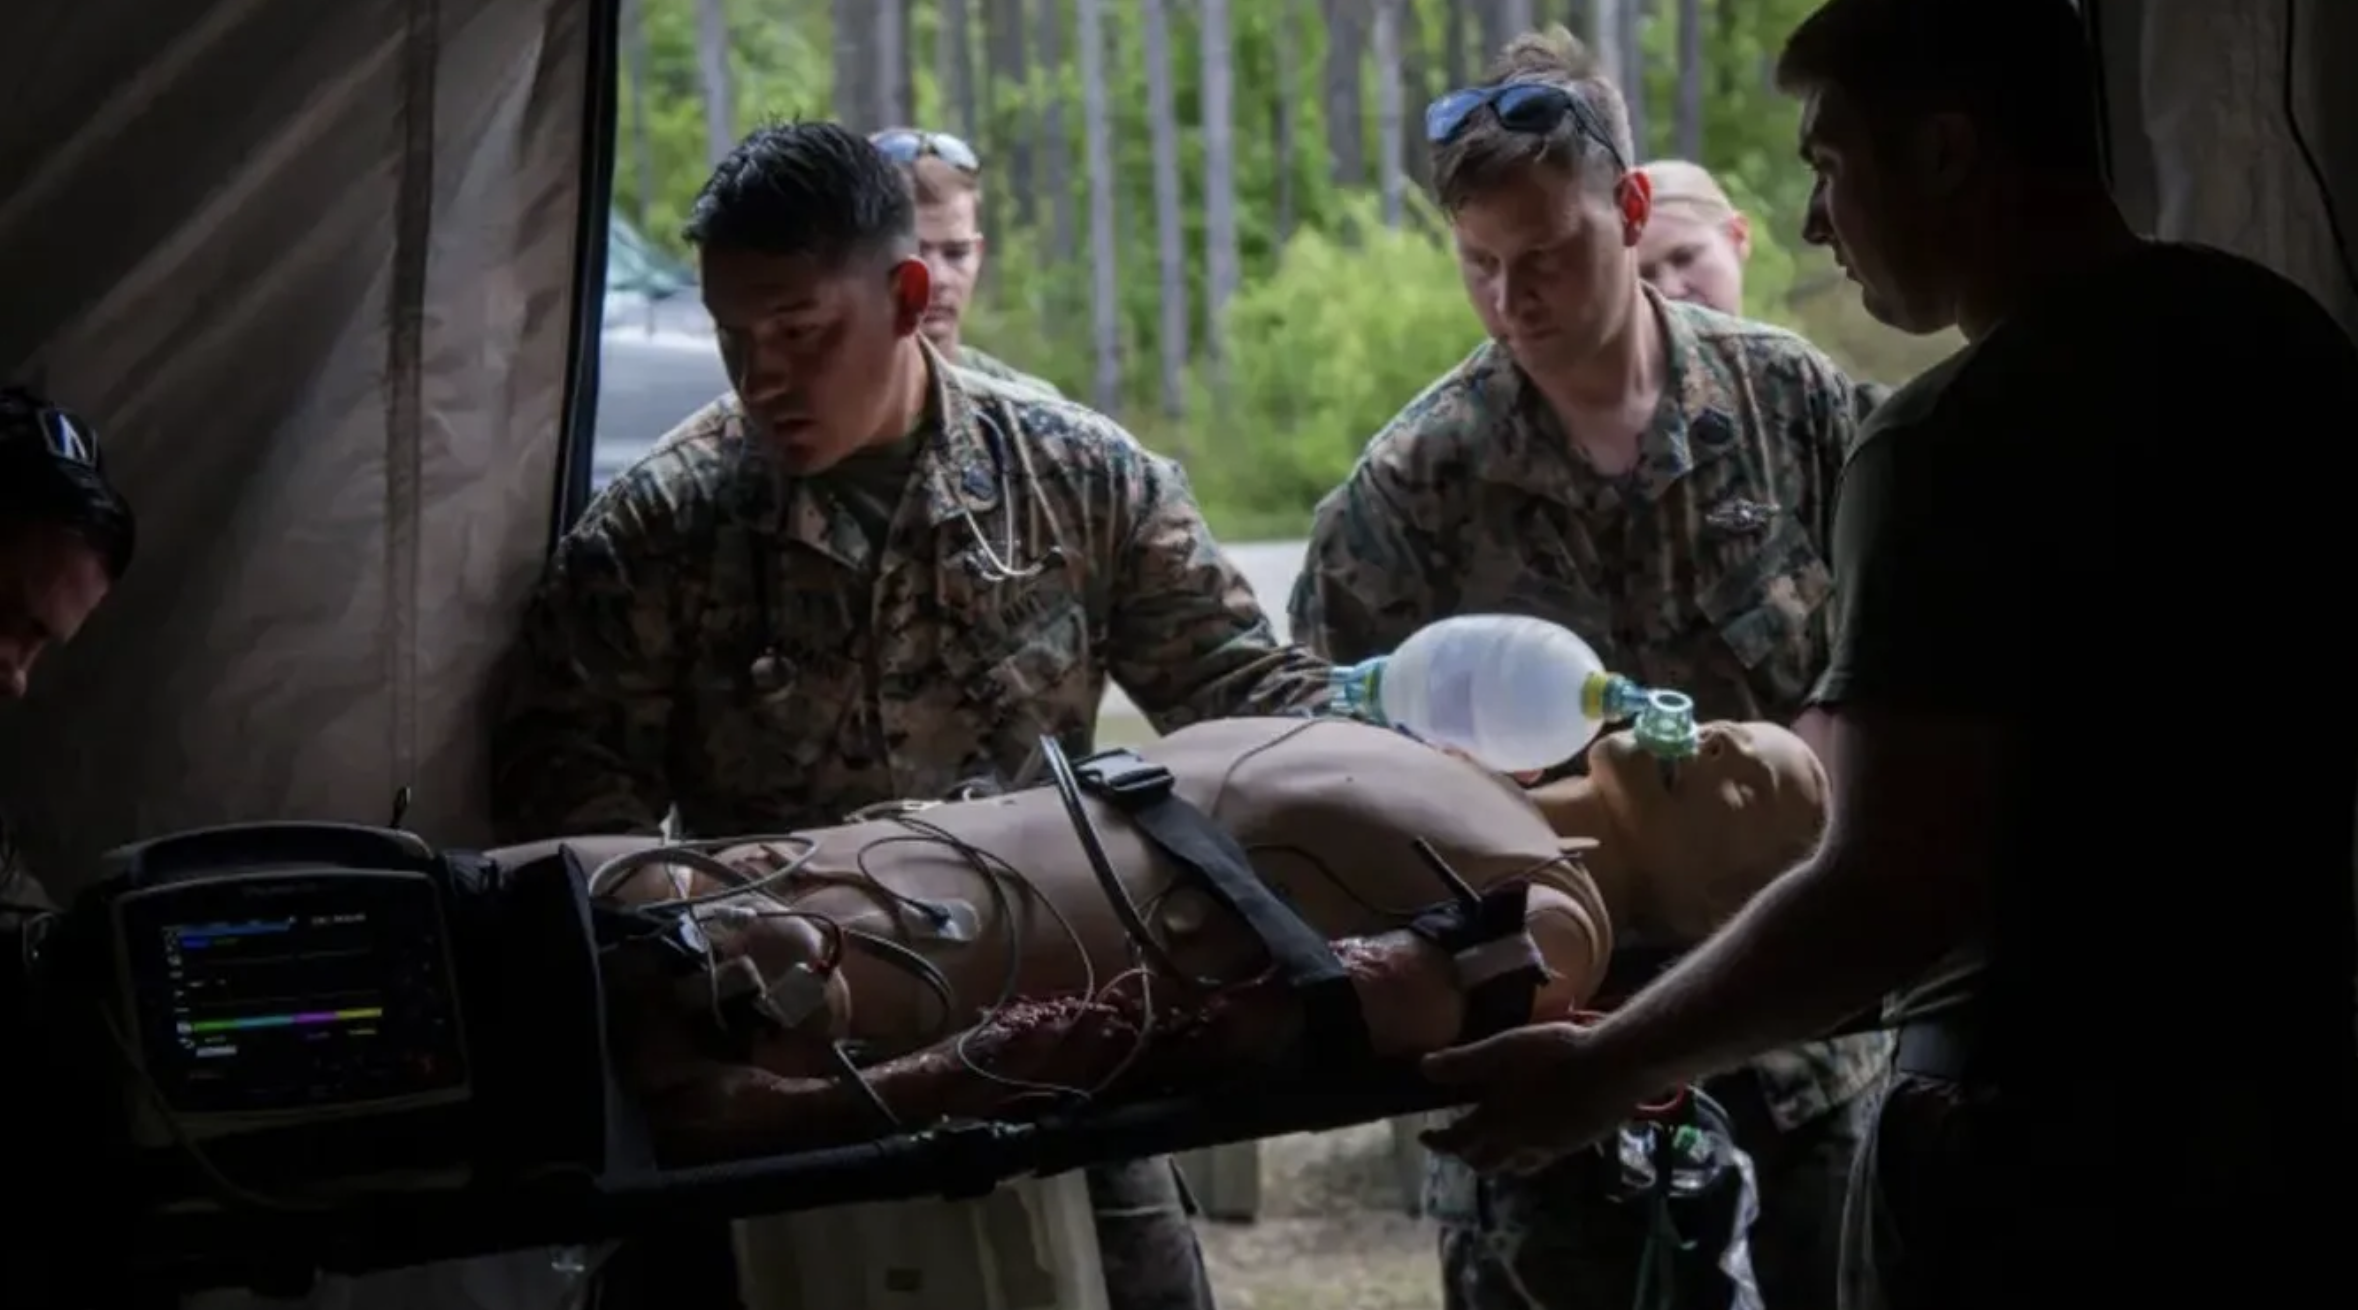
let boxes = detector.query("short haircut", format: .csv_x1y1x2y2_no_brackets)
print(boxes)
0,386,136,581
682,120,917,264
1432,26,1636,212
1776,0,2103,177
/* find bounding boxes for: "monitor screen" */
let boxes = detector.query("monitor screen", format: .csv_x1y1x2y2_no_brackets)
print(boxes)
118,870,468,1117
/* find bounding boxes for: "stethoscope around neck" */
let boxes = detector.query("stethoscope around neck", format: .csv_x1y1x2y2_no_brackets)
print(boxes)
747,398,1066,694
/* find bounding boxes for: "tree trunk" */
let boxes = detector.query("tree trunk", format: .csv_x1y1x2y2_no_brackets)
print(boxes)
1619,0,1647,156
1499,0,1535,40
1077,0,1122,413
985,0,1036,228
940,0,979,143
1443,0,1467,87
1142,0,1190,420
1398,0,1432,198
1372,0,1405,228
1673,0,1701,159
832,0,869,128
1274,0,1299,241
693,0,736,165
1037,0,1077,260
1321,0,1367,188
1199,0,1240,370
1477,0,1508,61
871,0,907,129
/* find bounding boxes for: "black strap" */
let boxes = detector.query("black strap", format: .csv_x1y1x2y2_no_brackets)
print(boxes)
1072,750,1373,1069
1405,883,1547,1045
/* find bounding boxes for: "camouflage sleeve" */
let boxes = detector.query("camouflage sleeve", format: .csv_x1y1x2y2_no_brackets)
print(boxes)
489,492,683,843
1106,452,1333,730
1288,455,1448,665
1801,356,1868,554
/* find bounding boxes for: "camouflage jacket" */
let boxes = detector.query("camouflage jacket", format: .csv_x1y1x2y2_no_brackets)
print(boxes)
493,342,1328,841
953,344,1062,400
1289,292,1889,1129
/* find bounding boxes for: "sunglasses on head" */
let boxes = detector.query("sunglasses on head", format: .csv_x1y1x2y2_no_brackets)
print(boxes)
1,391,102,473
871,129,982,175
1425,82,1628,173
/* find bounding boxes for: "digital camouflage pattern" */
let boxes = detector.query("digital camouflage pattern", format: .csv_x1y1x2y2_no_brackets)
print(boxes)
1291,290,1890,1310
954,343,1064,399
494,339,1303,1310
495,341,1328,840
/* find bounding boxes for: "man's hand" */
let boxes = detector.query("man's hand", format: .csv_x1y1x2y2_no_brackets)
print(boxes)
1417,1021,1670,1175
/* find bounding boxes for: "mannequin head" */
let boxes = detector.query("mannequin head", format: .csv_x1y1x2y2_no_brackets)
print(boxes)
1587,721,1828,940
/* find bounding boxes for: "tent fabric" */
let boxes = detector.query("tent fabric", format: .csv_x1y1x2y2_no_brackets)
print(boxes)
0,3,596,1304
2100,0,2358,336
0,0,591,890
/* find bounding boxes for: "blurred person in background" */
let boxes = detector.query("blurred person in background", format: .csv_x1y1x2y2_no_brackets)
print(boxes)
1639,158,1891,413
871,126,1063,397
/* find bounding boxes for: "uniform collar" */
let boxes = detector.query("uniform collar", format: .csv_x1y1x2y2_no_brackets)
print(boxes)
914,336,1004,527
727,337,1005,560
1477,284,1743,503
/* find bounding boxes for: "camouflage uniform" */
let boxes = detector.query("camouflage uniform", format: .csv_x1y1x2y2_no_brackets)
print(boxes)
1289,291,1892,1310
497,340,1327,1310
953,343,1060,397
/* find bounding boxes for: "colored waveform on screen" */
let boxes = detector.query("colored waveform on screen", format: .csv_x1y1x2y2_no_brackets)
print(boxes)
181,1006,384,1035
169,920,295,948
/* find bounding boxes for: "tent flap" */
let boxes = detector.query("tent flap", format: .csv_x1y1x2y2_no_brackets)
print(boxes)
2103,0,2358,336
0,0,588,888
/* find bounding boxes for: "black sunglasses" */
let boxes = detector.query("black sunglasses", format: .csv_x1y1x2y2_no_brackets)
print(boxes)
0,391,102,473
1424,83,1628,173
871,129,982,175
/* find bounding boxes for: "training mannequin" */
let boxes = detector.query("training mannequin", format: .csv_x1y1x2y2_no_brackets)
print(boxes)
496,717,1820,1163
494,717,1609,1162
1529,721,1829,944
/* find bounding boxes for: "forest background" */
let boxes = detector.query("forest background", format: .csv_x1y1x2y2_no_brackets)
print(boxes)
616,0,1960,539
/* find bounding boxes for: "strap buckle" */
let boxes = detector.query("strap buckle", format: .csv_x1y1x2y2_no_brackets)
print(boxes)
1073,749,1176,802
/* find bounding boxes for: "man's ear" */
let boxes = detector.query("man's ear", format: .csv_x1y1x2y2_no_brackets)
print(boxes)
887,257,931,336
1615,169,1653,247
1913,112,1979,198
1726,211,1754,263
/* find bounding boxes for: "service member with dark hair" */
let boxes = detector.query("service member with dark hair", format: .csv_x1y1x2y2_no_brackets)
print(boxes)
1417,2,2358,1307
0,385,136,919
1291,26,1884,1310
493,120,1331,1310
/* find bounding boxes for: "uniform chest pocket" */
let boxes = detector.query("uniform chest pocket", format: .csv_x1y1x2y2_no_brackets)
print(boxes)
681,635,864,793
1693,520,1835,712
958,592,1094,704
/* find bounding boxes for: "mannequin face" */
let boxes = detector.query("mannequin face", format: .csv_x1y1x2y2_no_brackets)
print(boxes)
1588,721,1828,937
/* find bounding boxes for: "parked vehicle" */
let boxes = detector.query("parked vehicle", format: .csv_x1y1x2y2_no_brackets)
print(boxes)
593,212,728,487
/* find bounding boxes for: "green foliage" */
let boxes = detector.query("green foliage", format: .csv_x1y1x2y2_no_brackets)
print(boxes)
616,0,1962,537
1184,193,1478,535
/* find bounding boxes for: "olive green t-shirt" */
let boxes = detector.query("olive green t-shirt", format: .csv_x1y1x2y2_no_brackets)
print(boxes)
810,424,928,562
1810,243,2358,1067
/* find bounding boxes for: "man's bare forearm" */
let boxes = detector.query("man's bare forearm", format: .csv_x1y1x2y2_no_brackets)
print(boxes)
1583,843,1943,1088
